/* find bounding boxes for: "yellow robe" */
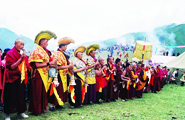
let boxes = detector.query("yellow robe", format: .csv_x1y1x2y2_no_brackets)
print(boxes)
29,45,49,92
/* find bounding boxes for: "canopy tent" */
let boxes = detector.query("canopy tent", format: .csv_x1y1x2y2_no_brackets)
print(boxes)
162,51,185,69
151,55,177,64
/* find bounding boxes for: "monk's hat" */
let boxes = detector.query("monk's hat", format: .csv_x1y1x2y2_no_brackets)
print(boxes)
86,44,100,55
58,37,75,46
34,30,57,44
74,46,86,57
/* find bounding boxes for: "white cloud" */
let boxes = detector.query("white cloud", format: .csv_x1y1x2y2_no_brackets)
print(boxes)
0,0,185,49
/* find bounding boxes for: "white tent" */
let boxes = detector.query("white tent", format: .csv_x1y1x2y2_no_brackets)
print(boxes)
163,52,185,69
151,55,177,65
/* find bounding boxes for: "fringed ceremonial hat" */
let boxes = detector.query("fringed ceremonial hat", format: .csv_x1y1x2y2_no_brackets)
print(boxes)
74,46,86,57
86,44,100,55
34,30,57,44
58,37,75,46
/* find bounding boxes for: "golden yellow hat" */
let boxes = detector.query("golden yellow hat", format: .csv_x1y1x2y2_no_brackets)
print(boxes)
86,44,100,55
58,37,75,46
74,46,86,57
34,30,57,44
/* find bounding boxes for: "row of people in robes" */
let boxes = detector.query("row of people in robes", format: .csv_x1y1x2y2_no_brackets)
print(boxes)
0,30,183,120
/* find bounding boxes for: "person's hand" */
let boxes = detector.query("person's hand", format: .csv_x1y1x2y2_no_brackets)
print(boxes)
85,70,89,74
83,66,89,70
102,66,107,70
21,53,26,59
50,59,57,65
68,64,73,69
113,66,116,71
95,61,99,66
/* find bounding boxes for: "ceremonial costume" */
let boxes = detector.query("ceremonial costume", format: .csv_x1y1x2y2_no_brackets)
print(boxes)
161,68,168,88
84,44,99,104
28,30,57,115
4,46,28,115
69,46,86,107
106,63,117,101
143,67,151,93
152,68,161,93
0,56,5,104
49,50,68,105
129,68,137,98
119,67,131,100
49,37,75,108
95,64,108,103
136,67,147,98
84,55,96,103
114,64,122,99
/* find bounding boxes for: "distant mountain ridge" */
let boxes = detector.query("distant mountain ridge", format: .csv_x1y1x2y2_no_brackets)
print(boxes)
0,28,35,52
1,23,185,55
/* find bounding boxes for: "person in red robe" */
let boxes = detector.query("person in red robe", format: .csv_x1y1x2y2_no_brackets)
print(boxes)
106,57,117,102
28,31,57,115
129,62,138,98
114,58,123,100
0,51,4,111
119,62,131,101
4,39,29,120
0,48,10,111
161,66,168,88
136,64,147,98
95,57,108,103
152,65,161,93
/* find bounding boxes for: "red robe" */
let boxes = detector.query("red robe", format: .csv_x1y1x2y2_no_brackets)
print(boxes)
153,69,161,92
0,58,5,103
95,65,108,92
4,46,27,114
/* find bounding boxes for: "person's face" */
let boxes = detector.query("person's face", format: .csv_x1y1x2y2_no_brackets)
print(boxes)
133,64,137,69
41,39,48,49
129,66,133,70
90,50,95,57
126,65,130,70
142,66,145,70
15,40,24,51
117,61,121,66
109,57,114,64
61,45,67,51
77,52,83,59
0,50,2,55
138,65,141,69
99,59,104,65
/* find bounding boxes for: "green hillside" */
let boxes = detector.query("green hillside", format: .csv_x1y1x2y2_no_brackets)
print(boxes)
1,23,185,55
167,24,185,53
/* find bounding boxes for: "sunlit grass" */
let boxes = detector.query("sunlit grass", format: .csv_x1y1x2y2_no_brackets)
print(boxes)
0,84,184,120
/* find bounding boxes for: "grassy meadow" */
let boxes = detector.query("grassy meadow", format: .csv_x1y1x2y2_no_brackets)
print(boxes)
0,84,184,120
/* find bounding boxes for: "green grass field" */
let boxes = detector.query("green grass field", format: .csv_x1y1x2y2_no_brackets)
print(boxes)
0,84,184,120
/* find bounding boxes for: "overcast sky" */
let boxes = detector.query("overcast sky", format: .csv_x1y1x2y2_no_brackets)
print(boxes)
0,0,185,48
